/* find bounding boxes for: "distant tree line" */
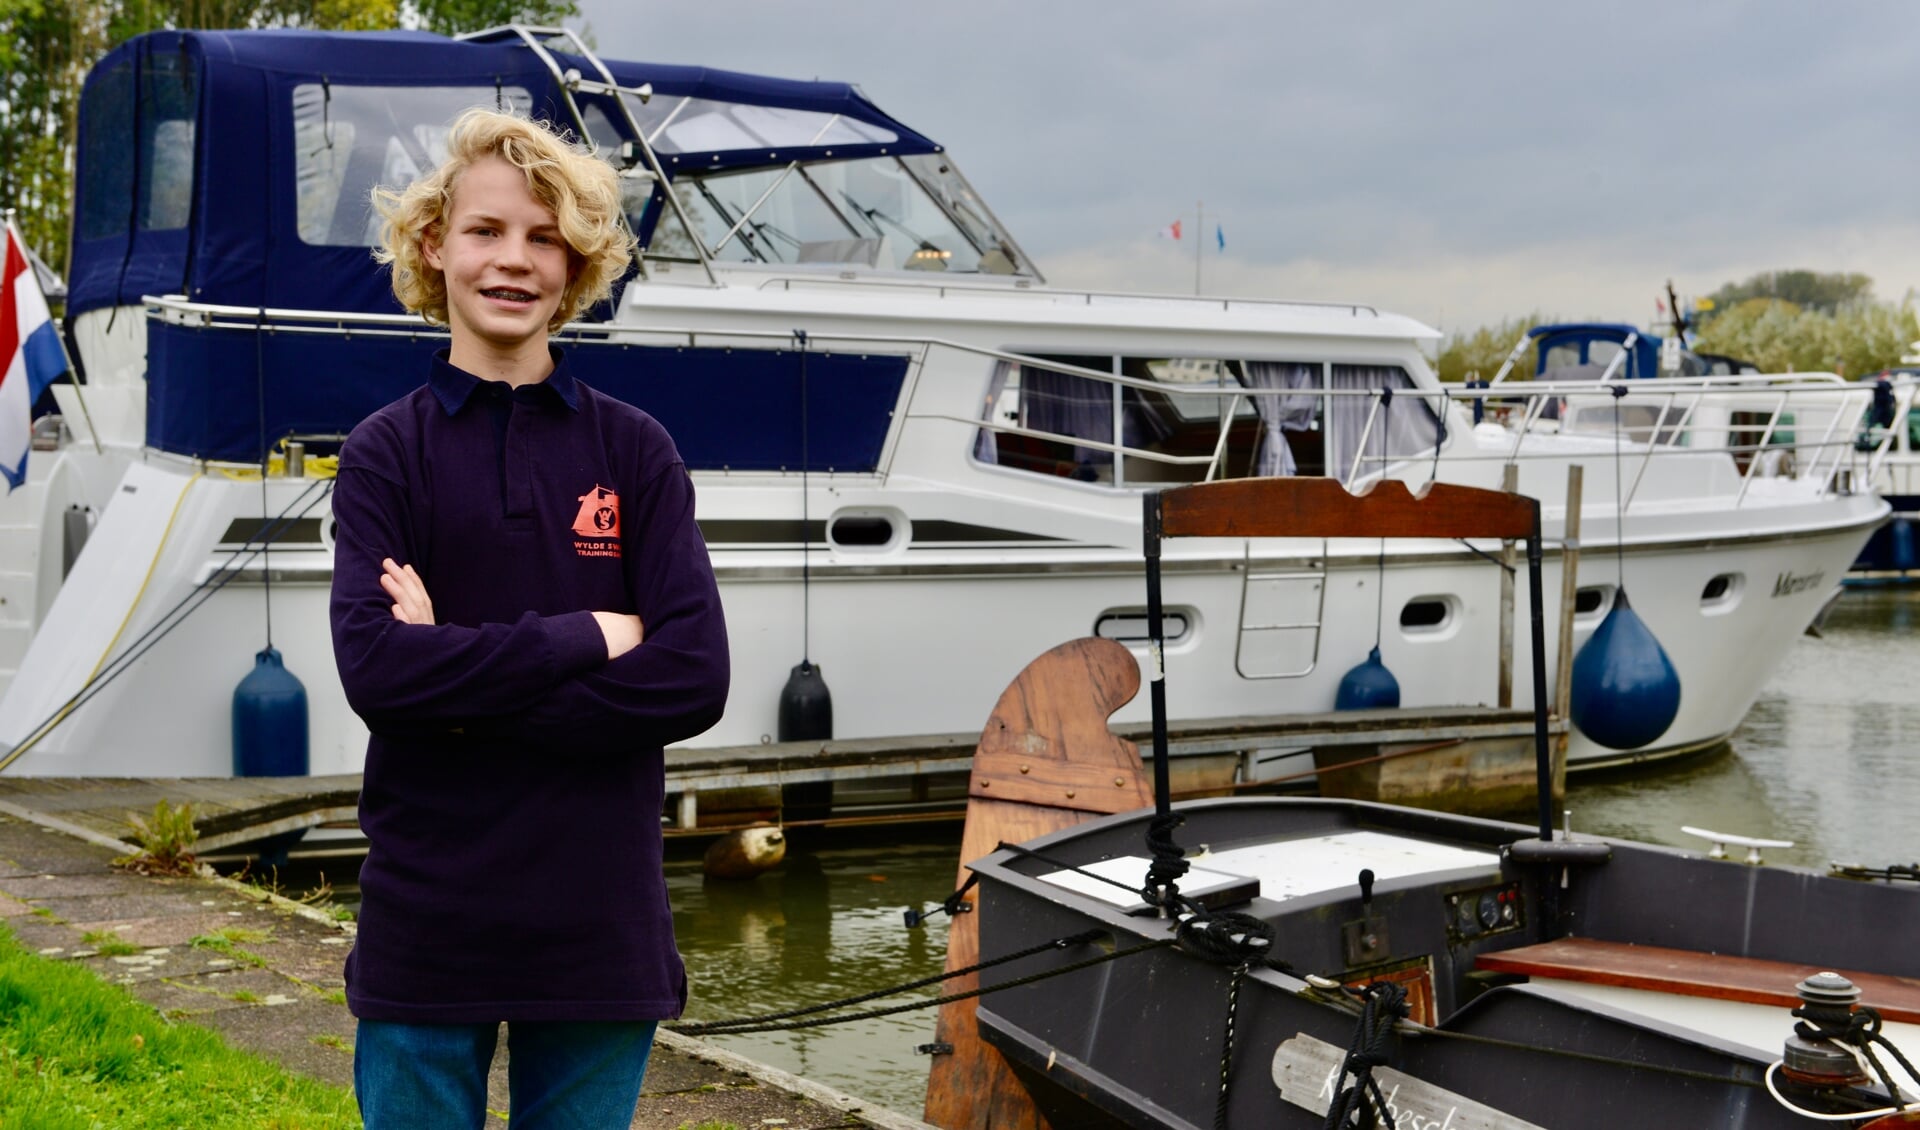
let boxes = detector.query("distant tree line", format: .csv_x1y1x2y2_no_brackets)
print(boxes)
0,0,580,278
1437,271,1919,382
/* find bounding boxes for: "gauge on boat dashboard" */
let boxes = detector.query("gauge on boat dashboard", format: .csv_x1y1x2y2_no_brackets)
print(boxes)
1446,882,1524,943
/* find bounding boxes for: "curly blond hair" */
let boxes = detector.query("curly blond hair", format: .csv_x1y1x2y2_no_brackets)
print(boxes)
372,109,634,332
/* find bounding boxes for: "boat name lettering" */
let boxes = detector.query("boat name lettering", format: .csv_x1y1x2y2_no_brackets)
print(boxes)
1772,570,1825,597
1315,1072,1456,1130
1275,1032,1547,1129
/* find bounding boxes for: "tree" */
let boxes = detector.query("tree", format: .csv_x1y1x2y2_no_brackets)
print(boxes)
0,0,579,278
1698,270,1875,322
412,0,576,36
1434,314,1555,384
1692,296,1919,378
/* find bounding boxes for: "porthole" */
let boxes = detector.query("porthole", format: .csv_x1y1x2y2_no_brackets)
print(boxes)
1574,585,1615,619
1400,598,1450,630
1096,608,1193,645
825,508,908,552
829,516,894,546
1701,572,1743,614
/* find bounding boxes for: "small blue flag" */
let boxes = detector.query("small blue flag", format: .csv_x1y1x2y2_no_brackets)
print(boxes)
1216,223,1225,252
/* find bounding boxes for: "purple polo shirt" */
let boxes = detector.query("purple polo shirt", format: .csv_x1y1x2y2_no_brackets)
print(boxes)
329,349,729,1023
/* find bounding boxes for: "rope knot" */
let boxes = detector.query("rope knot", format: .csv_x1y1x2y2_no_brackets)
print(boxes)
1142,812,1191,905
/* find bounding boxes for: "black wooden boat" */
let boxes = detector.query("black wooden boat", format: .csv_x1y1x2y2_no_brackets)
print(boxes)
961,478,1920,1129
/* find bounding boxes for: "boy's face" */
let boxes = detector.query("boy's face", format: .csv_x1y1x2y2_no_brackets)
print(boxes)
423,154,572,355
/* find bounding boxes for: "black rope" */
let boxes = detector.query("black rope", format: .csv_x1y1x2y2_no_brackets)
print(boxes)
1144,811,1191,906
1215,962,1250,1130
904,871,978,929
1399,1023,1769,1089
1794,1003,1920,1109
1322,980,1408,1129
672,927,1103,1035
1450,537,1517,574
670,934,1173,1037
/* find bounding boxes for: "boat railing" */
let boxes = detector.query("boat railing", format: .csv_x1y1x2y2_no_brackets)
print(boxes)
752,272,1383,317
141,295,1882,513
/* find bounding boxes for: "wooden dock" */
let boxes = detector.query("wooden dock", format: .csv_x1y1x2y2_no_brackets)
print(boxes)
0,705,1561,853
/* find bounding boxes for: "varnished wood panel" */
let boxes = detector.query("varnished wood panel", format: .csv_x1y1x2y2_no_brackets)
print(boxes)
1158,477,1537,542
1477,938,1920,1024
923,637,1152,1130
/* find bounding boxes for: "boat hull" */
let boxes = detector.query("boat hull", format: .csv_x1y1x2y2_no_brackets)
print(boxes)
968,798,1920,1130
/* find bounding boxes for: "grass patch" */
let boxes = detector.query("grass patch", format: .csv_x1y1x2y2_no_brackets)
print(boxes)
310,1034,351,1053
322,988,347,1005
82,929,143,957
0,923,359,1128
189,930,270,969
228,990,262,1003
114,799,200,876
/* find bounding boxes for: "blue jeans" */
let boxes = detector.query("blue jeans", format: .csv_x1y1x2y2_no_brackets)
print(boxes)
354,1019,659,1129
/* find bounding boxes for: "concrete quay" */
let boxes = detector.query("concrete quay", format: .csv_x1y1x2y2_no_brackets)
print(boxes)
0,810,934,1130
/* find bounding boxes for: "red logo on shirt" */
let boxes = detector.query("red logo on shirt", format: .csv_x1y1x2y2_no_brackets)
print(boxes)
572,485,622,558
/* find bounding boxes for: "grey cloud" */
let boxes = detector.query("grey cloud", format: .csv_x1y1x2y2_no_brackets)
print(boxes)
575,1,1920,316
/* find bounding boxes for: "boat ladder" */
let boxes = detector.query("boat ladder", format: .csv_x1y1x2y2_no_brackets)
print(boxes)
1234,540,1328,678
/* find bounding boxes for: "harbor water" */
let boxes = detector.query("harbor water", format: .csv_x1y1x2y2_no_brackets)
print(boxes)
299,587,1920,1116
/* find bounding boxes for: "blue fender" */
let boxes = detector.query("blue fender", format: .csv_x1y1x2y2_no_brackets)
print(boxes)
1570,590,1682,750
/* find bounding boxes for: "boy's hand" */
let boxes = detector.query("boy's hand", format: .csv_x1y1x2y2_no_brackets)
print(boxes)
592,612,645,659
380,558,434,625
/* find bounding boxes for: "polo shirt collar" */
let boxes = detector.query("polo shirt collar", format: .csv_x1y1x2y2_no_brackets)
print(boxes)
428,347,581,415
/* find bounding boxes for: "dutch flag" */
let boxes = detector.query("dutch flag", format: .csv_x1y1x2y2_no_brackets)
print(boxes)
1,224,68,491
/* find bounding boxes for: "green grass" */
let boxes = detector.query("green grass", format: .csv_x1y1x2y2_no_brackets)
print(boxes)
189,932,269,969
0,923,360,1128
81,929,142,957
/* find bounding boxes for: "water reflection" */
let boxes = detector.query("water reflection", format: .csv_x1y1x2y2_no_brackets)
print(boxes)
1569,587,1920,870
667,835,955,1114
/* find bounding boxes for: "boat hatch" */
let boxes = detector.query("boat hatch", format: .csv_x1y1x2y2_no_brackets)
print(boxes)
1038,830,1499,913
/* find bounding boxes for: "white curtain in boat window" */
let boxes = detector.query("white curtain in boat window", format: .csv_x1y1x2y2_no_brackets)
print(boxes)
974,360,1014,463
1022,365,1113,469
1326,366,1442,483
1240,362,1319,477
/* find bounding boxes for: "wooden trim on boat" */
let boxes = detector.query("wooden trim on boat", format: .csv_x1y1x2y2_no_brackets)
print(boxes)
1475,937,1920,1024
1159,478,1538,541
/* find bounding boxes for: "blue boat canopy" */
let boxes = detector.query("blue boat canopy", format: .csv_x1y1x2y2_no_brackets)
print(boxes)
1529,323,1663,380
67,28,941,319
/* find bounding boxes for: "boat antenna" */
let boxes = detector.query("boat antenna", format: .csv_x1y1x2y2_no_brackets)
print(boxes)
1665,278,1689,343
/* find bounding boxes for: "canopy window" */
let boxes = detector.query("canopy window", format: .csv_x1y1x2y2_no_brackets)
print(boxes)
292,83,534,247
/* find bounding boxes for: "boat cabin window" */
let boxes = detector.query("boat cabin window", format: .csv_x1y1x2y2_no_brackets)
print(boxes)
291,83,534,247
79,53,198,240
974,357,1441,486
644,156,1026,274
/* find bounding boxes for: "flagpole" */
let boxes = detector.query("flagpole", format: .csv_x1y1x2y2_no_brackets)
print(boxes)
1194,200,1203,296
3,212,103,456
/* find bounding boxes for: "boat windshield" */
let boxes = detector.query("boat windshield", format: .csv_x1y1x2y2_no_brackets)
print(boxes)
643,154,1031,275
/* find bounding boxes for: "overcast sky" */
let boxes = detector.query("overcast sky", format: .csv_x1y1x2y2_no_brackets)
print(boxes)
573,1,1920,336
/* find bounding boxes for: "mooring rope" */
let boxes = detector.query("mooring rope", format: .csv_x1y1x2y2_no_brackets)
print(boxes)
1321,980,1409,1130
1794,1002,1920,1110
668,932,1171,1037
